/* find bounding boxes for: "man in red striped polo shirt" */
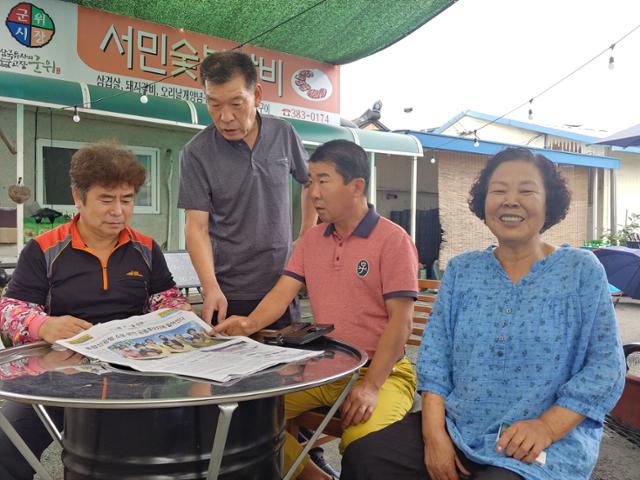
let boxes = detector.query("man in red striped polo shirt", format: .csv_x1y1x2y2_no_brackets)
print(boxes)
214,140,419,480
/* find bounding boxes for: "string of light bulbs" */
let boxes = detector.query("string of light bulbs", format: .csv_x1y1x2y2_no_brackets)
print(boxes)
58,7,639,140
427,22,640,153
65,0,329,122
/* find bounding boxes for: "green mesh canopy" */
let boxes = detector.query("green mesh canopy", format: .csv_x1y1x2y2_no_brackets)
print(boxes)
63,0,453,64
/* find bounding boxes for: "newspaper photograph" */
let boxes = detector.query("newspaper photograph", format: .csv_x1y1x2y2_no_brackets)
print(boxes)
55,309,323,383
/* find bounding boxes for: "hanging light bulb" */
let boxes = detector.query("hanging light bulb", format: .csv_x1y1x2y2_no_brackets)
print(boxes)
72,106,80,123
430,156,436,164
473,131,480,148
608,44,615,70
528,99,534,121
140,88,149,104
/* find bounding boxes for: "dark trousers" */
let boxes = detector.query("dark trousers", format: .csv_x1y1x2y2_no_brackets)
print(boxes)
341,412,524,480
0,401,64,480
212,297,299,330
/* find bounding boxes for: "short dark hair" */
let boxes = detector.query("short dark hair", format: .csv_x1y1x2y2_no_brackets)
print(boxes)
309,140,370,193
70,141,147,203
468,147,571,233
199,51,257,89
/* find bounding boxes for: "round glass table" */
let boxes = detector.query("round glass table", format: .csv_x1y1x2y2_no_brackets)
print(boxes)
0,337,366,480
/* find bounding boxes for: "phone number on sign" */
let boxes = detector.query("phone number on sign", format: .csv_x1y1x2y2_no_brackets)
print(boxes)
281,108,330,124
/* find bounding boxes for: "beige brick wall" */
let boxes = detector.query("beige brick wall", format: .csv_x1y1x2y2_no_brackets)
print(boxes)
437,152,588,267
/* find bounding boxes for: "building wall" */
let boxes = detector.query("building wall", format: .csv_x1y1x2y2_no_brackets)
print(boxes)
610,151,640,226
440,116,609,157
374,153,437,219
0,102,197,250
441,118,547,148
437,151,589,267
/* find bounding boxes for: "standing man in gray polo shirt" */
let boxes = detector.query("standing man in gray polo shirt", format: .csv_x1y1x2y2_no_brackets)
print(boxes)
178,51,316,328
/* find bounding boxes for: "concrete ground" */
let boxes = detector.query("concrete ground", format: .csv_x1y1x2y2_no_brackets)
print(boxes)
29,297,640,479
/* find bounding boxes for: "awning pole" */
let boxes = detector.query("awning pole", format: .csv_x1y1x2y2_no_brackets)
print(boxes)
410,156,417,242
610,168,617,235
16,104,24,254
592,168,599,241
368,152,376,206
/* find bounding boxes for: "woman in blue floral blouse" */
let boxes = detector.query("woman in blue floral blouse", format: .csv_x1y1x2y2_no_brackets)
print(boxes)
342,147,625,480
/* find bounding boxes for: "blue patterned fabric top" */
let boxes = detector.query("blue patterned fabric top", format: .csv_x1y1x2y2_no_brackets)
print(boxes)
417,245,626,480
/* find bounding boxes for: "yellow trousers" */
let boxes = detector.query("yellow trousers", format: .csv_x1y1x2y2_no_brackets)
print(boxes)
283,357,416,477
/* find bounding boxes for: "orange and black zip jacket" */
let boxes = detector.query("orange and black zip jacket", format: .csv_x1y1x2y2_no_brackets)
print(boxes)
6,216,175,325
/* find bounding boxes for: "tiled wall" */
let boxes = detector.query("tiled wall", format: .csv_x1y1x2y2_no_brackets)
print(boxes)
437,151,588,267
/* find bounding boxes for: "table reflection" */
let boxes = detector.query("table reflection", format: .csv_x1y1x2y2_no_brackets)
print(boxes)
0,338,364,407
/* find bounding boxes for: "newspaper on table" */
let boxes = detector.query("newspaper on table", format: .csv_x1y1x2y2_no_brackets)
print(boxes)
55,309,323,383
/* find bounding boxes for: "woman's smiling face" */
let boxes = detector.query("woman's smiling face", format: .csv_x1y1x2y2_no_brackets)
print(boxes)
484,159,547,247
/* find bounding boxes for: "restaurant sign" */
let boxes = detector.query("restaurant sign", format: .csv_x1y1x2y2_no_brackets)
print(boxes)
1,0,340,124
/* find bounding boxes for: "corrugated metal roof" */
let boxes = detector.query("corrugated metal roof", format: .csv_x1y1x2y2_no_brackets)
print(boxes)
435,110,604,144
406,130,620,169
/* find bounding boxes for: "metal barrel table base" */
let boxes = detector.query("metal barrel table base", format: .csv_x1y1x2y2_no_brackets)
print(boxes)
0,339,367,480
62,399,284,480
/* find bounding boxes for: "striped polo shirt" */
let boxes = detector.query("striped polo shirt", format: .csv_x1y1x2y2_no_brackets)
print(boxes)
284,205,419,358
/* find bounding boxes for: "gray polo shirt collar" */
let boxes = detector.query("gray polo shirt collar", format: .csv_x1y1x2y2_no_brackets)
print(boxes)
213,111,263,153
323,204,380,238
